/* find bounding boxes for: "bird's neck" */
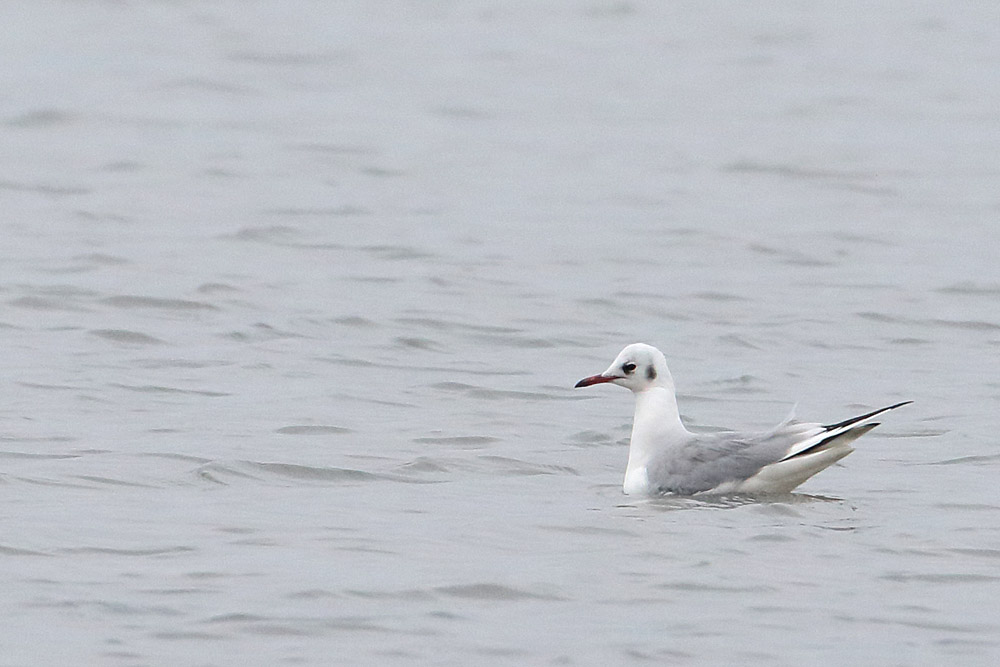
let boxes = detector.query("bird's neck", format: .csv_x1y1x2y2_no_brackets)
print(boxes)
627,386,686,470
633,385,684,429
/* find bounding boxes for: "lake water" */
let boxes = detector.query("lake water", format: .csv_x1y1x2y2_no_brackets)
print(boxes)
2,1,999,665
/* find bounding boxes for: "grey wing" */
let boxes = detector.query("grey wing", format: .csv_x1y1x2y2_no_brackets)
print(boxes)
645,401,911,495
645,423,821,495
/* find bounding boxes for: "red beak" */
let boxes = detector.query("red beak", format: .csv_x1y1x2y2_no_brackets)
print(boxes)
574,374,617,388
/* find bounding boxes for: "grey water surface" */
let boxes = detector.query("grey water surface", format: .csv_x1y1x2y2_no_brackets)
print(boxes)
2,1,999,665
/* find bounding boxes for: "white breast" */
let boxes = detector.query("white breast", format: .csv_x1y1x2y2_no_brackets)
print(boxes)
623,466,649,495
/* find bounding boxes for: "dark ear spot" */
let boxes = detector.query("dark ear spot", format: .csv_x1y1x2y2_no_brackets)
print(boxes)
646,365,657,380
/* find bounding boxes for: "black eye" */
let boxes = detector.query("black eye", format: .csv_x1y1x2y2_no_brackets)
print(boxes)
622,362,637,374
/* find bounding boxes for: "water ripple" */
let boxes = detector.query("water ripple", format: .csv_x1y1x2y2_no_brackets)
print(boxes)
0,179,90,196
0,544,52,557
101,295,219,311
9,296,90,312
194,460,440,486
89,329,165,345
936,282,1000,296
110,383,230,397
881,572,1000,584
925,454,1000,466
858,311,1000,331
275,425,353,436
430,382,584,401
435,583,564,601
57,546,195,557
411,435,500,448
394,455,577,478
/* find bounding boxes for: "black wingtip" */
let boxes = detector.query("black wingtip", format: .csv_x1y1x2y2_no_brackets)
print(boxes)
822,400,912,432
782,422,882,461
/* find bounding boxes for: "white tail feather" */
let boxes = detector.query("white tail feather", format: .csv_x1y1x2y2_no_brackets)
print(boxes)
733,423,878,494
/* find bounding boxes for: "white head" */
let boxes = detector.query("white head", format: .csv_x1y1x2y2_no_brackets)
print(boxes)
575,343,673,393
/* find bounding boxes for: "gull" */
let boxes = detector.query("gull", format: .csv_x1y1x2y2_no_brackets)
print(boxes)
575,343,910,496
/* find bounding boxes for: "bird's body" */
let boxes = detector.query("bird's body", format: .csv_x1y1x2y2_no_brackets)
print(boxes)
575,343,909,496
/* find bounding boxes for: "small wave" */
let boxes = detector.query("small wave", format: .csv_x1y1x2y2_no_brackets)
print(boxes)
394,317,520,334
412,435,500,448
0,544,52,557
101,295,218,311
707,374,764,389
0,449,80,459
11,382,89,394
936,282,1000,296
266,205,369,217
656,580,776,593
717,333,762,349
393,336,443,351
332,316,378,328
948,548,1000,560
858,311,1000,331
196,282,239,294
152,630,228,641
110,383,229,397
89,329,165,344
692,291,748,302
57,546,195,557
225,224,351,250
935,503,1000,512
140,452,212,464
725,160,873,181
197,610,395,636
275,425,352,435
222,323,307,342
199,461,376,484
639,492,841,511
73,253,127,265
6,108,77,127
194,460,436,486
203,613,270,624
132,359,233,370
158,77,254,95
929,318,1000,332
879,428,947,439
429,382,583,401
227,51,340,66
888,337,930,346
747,244,835,267
70,475,159,488
287,142,373,156
317,354,527,378
395,457,450,473
925,454,1000,466
348,275,401,284
393,454,577,479
228,225,303,244
880,572,1000,584
566,430,615,446
9,296,89,312
477,455,578,476
0,179,90,196
343,588,435,601
10,476,99,490
359,244,435,260
469,333,562,349
435,583,564,601
360,166,406,178
724,161,896,195
538,524,638,537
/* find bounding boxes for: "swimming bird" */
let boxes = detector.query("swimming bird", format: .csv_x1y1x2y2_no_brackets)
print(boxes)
575,343,910,496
